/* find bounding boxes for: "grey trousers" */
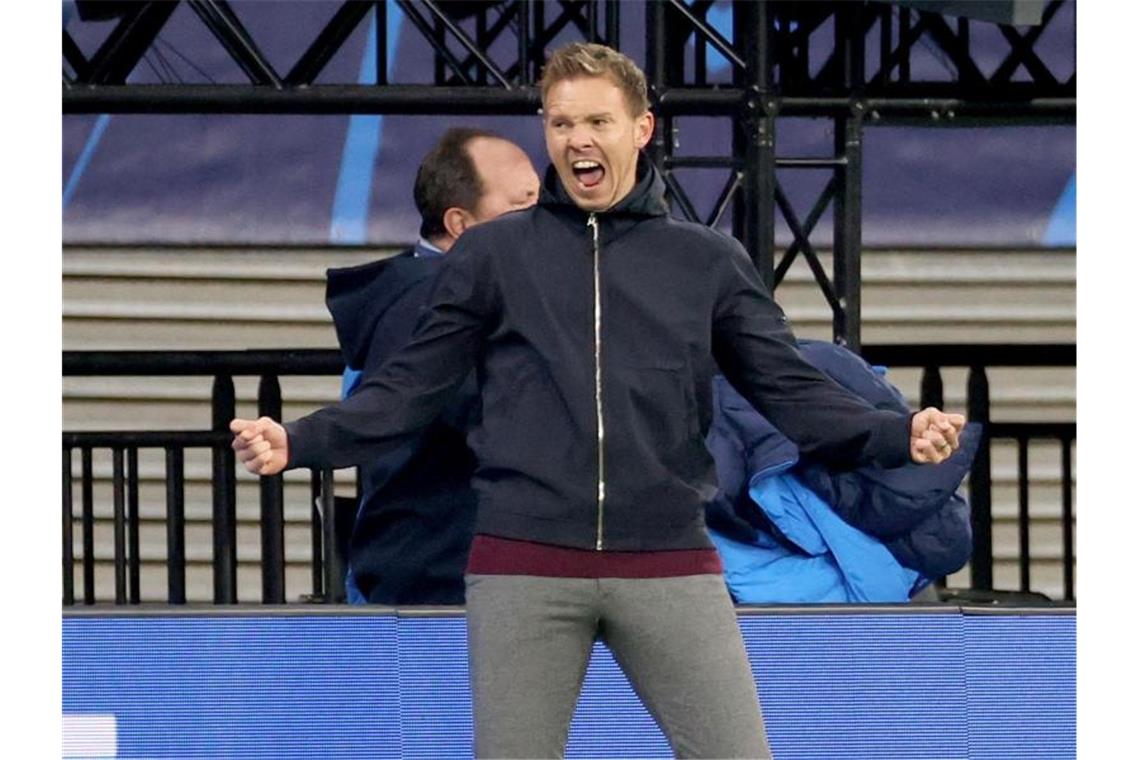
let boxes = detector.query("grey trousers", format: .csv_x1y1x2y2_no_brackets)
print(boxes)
465,573,773,759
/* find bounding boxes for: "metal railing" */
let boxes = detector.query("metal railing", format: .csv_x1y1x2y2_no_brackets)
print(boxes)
62,350,346,606
63,344,1075,605
862,344,1076,600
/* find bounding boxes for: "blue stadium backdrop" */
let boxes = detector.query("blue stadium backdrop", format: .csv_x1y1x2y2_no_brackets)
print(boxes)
63,609,1075,759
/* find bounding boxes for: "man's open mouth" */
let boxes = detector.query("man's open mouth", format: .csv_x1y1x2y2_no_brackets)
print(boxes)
572,159,605,189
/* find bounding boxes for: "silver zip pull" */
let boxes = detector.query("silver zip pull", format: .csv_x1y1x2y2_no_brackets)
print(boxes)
588,212,605,551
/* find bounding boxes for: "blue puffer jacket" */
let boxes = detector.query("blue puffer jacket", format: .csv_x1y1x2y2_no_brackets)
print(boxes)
705,340,979,593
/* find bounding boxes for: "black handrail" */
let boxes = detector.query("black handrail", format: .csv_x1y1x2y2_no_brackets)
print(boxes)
861,343,1075,367
63,345,1076,375
62,344,1076,604
63,349,345,376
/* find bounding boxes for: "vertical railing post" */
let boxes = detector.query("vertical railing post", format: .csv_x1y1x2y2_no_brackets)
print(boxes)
82,446,95,605
63,447,75,606
166,446,186,604
112,446,127,605
127,447,140,604
920,365,946,587
920,366,945,410
1061,435,1074,601
258,374,286,604
967,365,993,590
321,467,345,603
211,374,238,603
310,470,324,599
1018,437,1031,592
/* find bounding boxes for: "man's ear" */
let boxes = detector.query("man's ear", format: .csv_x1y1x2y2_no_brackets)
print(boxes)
634,110,655,150
442,206,474,241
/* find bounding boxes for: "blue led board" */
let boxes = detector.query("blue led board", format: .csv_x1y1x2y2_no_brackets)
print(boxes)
62,609,1074,759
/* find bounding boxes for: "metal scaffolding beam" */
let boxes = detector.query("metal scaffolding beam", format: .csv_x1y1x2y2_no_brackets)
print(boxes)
62,0,1076,346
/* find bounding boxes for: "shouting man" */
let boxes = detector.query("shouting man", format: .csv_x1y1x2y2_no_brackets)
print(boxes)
233,43,963,759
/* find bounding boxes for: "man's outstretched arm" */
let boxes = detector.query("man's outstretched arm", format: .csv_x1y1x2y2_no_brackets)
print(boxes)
230,241,495,476
712,241,964,468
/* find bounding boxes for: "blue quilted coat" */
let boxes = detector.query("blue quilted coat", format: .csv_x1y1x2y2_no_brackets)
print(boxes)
705,340,980,603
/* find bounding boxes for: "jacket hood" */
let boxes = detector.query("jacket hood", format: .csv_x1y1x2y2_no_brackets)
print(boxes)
538,152,670,219
325,252,437,369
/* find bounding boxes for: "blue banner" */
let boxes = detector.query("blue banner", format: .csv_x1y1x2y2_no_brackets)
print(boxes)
62,609,1075,759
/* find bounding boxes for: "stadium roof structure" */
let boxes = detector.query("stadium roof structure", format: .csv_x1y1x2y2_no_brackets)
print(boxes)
62,0,1076,349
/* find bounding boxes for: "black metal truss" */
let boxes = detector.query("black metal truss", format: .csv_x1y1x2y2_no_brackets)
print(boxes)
759,1,1075,99
64,1,178,85
63,0,1076,346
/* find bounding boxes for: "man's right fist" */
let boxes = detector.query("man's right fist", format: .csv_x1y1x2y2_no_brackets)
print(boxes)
230,416,289,476
908,407,966,465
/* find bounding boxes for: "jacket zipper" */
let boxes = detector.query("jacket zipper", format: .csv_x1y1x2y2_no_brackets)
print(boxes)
588,212,605,550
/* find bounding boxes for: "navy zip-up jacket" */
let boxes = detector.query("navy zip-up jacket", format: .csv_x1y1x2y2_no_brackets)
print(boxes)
286,156,912,551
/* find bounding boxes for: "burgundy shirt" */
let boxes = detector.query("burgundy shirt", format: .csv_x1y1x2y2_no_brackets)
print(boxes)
466,534,723,578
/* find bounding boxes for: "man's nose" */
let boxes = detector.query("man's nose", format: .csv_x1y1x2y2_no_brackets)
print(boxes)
567,124,594,149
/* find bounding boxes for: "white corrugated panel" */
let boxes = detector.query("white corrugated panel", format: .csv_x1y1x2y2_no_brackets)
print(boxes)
63,245,1076,602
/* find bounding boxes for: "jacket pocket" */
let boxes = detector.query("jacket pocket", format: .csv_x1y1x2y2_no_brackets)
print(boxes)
476,357,595,520
606,363,708,526
611,362,693,447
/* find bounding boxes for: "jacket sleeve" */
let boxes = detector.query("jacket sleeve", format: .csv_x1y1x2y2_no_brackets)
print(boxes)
710,238,911,470
285,239,495,471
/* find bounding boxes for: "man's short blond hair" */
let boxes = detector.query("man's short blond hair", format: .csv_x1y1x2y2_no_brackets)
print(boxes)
539,42,650,116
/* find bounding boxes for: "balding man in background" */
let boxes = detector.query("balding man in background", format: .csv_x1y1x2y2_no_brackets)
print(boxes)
326,128,539,604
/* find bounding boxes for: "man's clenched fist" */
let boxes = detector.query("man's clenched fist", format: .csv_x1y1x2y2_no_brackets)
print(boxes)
909,407,966,465
230,416,289,476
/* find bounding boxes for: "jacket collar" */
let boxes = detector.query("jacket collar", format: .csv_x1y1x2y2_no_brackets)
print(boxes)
538,152,669,219
414,238,445,258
